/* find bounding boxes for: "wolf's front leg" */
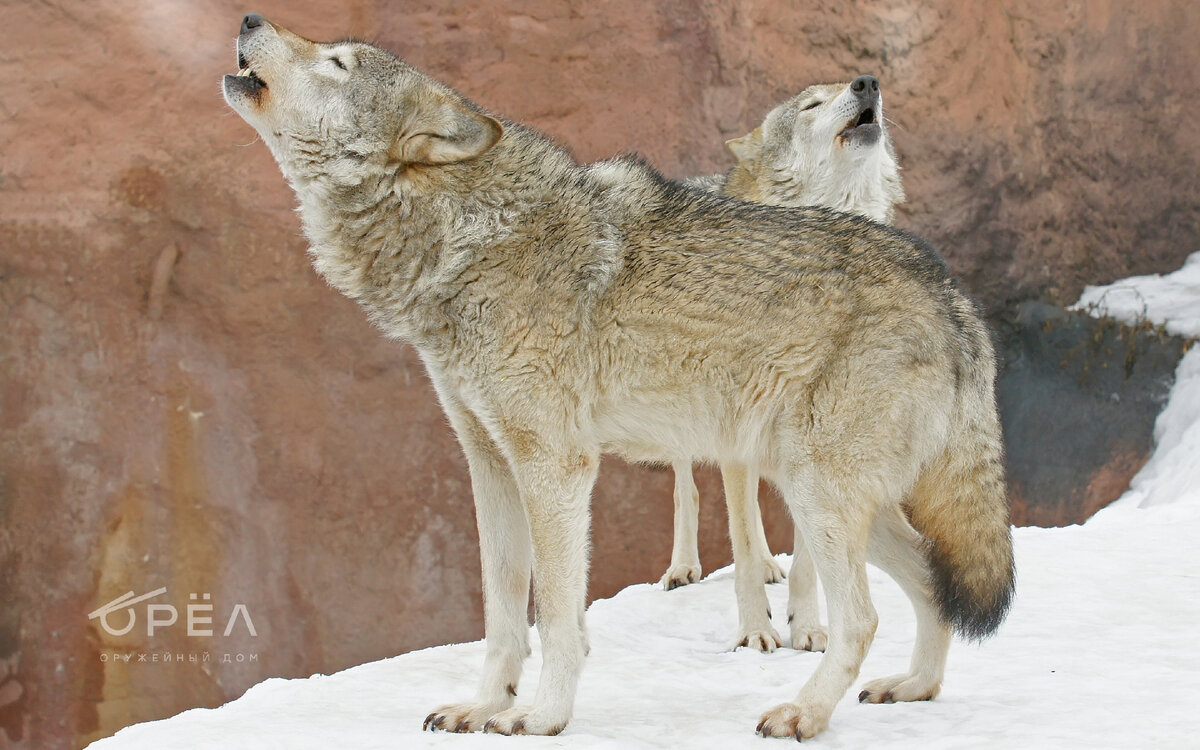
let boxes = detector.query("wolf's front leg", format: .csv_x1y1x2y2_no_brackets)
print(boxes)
787,524,828,652
745,470,787,584
483,445,599,736
660,459,702,589
423,396,532,734
723,462,782,652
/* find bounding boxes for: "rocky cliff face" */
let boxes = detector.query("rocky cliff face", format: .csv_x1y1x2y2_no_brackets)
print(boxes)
3,1,1198,746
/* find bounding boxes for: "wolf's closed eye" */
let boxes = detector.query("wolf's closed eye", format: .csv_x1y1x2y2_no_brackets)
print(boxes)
329,56,347,70
802,100,823,111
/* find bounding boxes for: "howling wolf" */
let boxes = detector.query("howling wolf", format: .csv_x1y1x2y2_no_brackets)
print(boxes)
224,15,1013,741
666,76,907,658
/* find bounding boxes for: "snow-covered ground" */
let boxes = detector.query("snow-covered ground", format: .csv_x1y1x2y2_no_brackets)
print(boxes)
1074,254,1200,511
1075,252,1200,339
92,257,1200,749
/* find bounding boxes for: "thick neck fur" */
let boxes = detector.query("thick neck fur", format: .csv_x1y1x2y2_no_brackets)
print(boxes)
714,133,904,224
726,145,903,223
273,124,586,355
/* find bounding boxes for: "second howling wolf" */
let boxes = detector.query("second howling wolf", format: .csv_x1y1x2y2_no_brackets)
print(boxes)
224,15,1013,742
664,76,906,656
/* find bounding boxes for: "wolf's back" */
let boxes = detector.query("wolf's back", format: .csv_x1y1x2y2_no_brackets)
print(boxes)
906,294,1015,640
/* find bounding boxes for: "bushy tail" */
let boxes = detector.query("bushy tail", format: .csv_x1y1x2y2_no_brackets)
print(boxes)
907,333,1015,640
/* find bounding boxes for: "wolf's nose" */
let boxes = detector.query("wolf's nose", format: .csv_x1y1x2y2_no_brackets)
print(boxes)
851,75,880,98
241,13,266,34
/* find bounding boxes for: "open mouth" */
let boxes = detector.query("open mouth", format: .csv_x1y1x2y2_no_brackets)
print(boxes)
227,50,267,93
233,66,267,91
838,106,881,143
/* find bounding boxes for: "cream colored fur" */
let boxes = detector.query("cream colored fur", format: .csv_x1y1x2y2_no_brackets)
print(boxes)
668,79,905,658
224,19,1013,741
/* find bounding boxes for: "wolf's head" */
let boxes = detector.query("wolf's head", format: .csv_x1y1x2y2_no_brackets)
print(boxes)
724,76,903,222
222,14,502,192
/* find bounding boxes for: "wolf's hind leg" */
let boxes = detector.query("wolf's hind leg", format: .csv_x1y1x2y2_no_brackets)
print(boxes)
423,397,532,734
724,462,782,652
757,468,877,740
858,503,950,703
660,460,702,589
787,523,828,651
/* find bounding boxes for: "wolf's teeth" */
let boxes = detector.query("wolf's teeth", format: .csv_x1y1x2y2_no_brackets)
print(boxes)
238,67,252,77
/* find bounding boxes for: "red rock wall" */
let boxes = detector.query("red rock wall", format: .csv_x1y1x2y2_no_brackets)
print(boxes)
2,1,1198,746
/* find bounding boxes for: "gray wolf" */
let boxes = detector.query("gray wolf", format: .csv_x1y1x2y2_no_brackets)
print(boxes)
223,14,1014,741
714,76,904,220
665,77,906,659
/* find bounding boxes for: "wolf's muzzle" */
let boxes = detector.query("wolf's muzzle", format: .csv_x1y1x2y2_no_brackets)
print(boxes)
241,13,266,35
851,75,880,108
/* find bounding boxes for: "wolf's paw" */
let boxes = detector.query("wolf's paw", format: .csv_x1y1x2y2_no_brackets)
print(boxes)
858,673,941,704
763,557,787,584
482,706,567,736
660,563,701,590
423,700,512,733
789,621,828,652
734,626,783,653
756,700,830,741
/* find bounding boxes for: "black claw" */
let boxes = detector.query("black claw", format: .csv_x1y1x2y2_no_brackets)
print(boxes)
454,719,470,733
795,727,804,742
756,719,767,734
507,683,517,697
423,712,444,731
512,719,526,735
858,689,871,703
787,613,794,624
766,607,773,619
483,719,496,733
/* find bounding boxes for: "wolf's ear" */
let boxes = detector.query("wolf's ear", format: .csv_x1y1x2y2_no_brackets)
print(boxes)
392,102,503,166
725,127,762,163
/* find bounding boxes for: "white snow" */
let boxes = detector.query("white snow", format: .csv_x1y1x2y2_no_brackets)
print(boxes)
1074,253,1200,338
1075,253,1200,511
91,257,1200,749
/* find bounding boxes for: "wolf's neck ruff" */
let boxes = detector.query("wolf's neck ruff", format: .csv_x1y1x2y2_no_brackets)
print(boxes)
762,154,901,223
288,123,605,355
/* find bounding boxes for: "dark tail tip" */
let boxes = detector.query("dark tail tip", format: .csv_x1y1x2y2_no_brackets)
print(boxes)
929,541,1016,641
